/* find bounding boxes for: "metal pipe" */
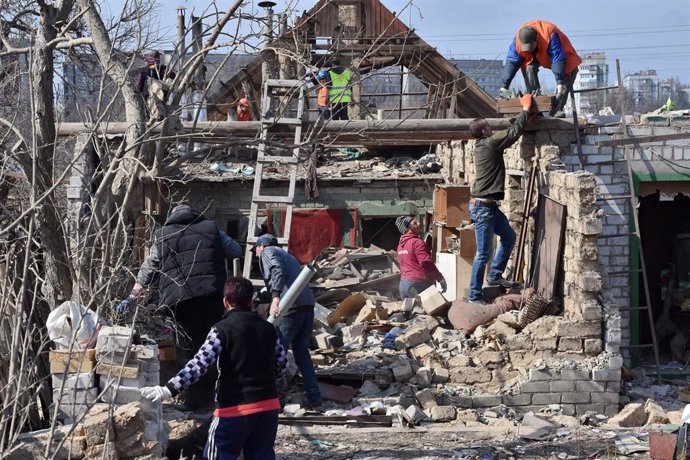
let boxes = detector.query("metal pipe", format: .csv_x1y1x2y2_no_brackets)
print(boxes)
267,264,316,324
232,258,240,277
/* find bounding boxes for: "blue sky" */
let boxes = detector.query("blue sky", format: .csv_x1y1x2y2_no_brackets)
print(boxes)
108,0,690,85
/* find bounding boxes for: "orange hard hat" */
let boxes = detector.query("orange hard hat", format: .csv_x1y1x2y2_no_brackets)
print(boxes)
239,98,249,106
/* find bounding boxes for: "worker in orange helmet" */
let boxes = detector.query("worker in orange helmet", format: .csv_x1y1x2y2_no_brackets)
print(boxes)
237,98,252,121
499,20,581,118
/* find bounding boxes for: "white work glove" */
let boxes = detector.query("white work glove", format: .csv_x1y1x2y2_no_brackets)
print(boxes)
498,87,511,99
140,385,172,402
556,84,565,97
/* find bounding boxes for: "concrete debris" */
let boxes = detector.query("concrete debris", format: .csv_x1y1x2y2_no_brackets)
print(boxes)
607,402,647,427
519,413,556,440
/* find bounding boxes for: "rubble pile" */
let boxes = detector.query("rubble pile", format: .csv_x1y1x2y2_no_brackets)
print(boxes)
272,228,622,424
179,148,445,181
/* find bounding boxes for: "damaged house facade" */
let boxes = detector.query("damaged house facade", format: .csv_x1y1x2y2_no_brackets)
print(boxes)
59,0,690,421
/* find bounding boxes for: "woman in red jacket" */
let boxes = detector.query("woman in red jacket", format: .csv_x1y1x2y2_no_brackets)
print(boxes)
396,216,447,299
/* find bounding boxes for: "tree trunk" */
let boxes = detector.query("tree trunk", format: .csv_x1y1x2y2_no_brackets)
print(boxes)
29,2,75,305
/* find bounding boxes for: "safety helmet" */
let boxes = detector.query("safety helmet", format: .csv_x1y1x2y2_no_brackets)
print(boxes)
239,98,249,106
317,70,329,80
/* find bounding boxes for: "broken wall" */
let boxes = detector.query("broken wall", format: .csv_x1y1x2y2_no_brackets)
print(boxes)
435,123,623,416
559,115,690,363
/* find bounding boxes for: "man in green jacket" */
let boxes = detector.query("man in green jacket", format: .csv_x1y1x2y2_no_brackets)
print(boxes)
328,60,352,121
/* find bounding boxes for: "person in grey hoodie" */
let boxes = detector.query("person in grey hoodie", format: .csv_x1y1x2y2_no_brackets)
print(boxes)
253,234,322,409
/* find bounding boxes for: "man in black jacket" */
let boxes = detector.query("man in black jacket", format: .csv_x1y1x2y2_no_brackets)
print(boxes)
122,204,241,409
141,276,288,459
467,94,533,304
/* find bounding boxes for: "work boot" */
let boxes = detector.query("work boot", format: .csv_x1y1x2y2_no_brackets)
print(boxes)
487,277,520,289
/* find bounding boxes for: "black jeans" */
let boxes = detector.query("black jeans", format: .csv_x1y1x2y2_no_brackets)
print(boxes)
174,295,224,410
331,103,349,120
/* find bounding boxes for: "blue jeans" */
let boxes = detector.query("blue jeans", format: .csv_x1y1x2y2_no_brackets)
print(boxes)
468,203,516,301
204,410,279,460
277,310,322,406
399,279,432,299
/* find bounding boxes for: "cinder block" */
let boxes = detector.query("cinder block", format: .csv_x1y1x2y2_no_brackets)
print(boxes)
550,381,575,392
592,368,621,382
531,393,561,405
96,362,139,379
575,381,606,392
607,381,621,393
605,404,619,417
53,387,99,406
99,384,142,405
591,392,619,404
520,381,550,393
562,392,590,404
558,338,583,352
52,372,96,391
575,403,607,415
584,338,603,354
528,369,557,381
471,395,502,407
608,356,624,369
501,394,532,406
430,405,457,422
415,388,438,410
559,369,591,381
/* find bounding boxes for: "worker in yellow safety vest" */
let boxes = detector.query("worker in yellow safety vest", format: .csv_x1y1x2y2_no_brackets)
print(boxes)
328,62,351,121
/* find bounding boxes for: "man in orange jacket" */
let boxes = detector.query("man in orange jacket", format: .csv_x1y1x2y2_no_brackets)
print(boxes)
500,20,581,118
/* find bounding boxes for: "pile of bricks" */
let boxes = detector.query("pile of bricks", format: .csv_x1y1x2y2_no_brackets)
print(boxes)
50,349,98,422
49,325,167,456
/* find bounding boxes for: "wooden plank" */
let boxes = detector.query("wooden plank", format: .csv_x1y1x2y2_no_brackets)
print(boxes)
597,132,690,146
531,195,567,300
496,96,554,114
278,415,393,427
317,382,358,404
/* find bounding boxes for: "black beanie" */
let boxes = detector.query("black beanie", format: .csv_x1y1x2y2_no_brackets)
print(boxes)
396,216,413,234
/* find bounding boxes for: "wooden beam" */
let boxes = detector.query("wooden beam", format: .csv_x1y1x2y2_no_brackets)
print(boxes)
597,132,690,147
496,96,554,114
278,415,393,427
55,118,575,148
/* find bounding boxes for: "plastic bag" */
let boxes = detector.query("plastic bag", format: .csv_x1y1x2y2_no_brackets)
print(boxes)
46,301,106,349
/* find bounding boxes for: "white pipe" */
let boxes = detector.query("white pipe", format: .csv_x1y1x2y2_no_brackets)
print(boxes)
267,264,316,324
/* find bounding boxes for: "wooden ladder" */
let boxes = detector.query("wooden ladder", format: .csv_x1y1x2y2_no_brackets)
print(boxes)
242,79,305,282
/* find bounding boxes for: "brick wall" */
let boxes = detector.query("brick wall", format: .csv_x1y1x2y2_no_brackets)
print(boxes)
562,121,690,363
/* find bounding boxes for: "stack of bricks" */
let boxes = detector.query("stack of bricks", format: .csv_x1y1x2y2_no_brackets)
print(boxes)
94,326,167,452
512,367,621,416
50,349,98,423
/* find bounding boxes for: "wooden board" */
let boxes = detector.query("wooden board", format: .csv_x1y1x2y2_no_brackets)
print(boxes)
49,349,96,374
531,194,567,300
433,185,471,228
278,415,393,427
496,95,554,114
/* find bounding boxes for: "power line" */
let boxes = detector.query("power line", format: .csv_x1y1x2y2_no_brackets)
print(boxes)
429,29,690,43
422,24,690,39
